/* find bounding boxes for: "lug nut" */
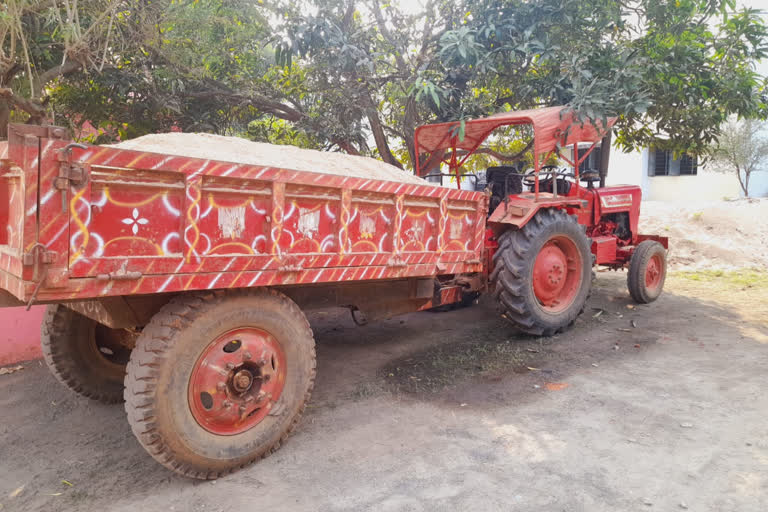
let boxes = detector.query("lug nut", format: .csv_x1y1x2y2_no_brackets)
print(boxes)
222,400,232,409
257,358,267,367
239,405,247,413
262,373,271,382
225,362,235,370
243,351,252,360
217,382,226,391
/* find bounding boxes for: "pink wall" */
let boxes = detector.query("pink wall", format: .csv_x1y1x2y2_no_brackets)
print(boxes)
0,306,45,366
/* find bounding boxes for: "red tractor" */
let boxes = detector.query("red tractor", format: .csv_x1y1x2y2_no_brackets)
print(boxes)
416,106,668,335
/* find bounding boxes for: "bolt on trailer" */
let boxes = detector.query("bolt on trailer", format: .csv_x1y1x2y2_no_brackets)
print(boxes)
0,107,668,478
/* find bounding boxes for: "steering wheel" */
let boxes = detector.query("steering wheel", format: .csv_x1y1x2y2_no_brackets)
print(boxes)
522,165,560,187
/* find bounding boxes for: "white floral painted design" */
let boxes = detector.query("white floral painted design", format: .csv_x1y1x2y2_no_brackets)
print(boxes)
122,208,149,235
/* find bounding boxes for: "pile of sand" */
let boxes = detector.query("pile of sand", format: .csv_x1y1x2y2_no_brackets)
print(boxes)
639,198,768,270
113,133,430,185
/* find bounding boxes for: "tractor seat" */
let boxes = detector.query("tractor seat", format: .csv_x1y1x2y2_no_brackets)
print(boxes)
580,170,601,183
580,169,601,189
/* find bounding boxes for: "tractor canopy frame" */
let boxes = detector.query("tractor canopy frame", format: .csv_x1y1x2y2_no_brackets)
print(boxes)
414,106,616,201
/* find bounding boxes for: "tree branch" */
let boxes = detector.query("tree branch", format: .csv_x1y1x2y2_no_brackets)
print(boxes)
451,143,534,162
0,87,45,120
369,0,409,73
185,88,362,155
35,60,82,93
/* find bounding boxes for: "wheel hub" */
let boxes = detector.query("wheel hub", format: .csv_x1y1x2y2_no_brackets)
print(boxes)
188,327,286,436
532,236,583,312
645,254,663,291
232,369,254,393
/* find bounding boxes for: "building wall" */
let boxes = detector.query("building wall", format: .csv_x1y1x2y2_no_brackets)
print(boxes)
645,171,740,201
602,146,742,201
0,306,45,366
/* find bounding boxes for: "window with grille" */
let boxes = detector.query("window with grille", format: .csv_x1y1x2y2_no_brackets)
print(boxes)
679,154,698,175
653,149,670,176
650,149,697,176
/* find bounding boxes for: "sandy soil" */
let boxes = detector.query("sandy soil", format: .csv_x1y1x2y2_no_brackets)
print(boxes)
639,198,768,270
112,133,430,185
1,272,766,512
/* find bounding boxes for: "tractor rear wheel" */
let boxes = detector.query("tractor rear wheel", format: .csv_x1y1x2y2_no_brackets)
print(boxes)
627,240,667,303
41,305,134,404
491,208,592,336
124,289,316,479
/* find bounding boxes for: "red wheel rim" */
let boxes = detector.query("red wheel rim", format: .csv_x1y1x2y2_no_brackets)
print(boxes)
188,327,286,436
645,253,663,292
532,235,583,313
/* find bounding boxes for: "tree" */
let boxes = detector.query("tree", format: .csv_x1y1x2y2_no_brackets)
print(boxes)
2,0,768,178
0,0,136,139
709,117,768,197
427,0,768,156
275,0,768,169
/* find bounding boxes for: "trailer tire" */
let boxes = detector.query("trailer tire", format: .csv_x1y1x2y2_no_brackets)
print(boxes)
627,240,667,304
124,289,316,479
41,305,133,404
491,208,592,336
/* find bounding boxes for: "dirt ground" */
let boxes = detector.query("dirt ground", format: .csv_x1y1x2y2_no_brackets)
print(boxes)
639,198,768,270
1,269,766,512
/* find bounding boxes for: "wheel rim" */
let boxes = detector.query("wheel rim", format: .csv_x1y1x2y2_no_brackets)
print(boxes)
189,327,286,436
645,253,663,292
532,235,583,313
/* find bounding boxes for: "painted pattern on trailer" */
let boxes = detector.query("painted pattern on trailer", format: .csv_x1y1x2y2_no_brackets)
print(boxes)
0,127,488,304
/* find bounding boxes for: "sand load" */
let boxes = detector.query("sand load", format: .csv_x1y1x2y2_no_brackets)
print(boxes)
113,132,430,185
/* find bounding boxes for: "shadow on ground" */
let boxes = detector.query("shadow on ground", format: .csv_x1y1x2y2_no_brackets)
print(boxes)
1,272,766,511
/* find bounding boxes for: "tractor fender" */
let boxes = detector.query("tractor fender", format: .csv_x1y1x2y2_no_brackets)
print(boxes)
486,196,587,232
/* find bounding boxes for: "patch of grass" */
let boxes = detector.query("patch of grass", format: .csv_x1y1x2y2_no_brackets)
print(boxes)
381,335,536,395
672,268,768,289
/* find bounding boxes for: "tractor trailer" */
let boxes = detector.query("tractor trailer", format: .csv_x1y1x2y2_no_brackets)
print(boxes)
0,106,667,478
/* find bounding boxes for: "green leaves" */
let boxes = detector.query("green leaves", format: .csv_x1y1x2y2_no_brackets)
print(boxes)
410,80,443,109
5,0,767,169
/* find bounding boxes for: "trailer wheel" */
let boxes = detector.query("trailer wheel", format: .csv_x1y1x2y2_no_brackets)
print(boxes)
124,289,316,479
491,208,592,336
41,305,134,404
627,240,667,304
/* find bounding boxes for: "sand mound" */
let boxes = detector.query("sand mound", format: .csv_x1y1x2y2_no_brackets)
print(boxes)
112,133,430,185
639,198,768,270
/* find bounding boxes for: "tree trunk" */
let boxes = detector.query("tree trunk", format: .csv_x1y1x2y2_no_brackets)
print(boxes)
0,99,9,139
744,170,750,198
366,108,402,169
736,166,749,197
403,97,419,170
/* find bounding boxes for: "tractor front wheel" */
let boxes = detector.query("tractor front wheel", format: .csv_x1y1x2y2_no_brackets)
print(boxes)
627,240,667,303
124,289,316,479
491,208,592,336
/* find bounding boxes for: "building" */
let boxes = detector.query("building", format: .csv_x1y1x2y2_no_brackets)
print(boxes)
590,145,742,201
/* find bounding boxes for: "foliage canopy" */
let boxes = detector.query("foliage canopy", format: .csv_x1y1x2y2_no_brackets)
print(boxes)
1,0,767,173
